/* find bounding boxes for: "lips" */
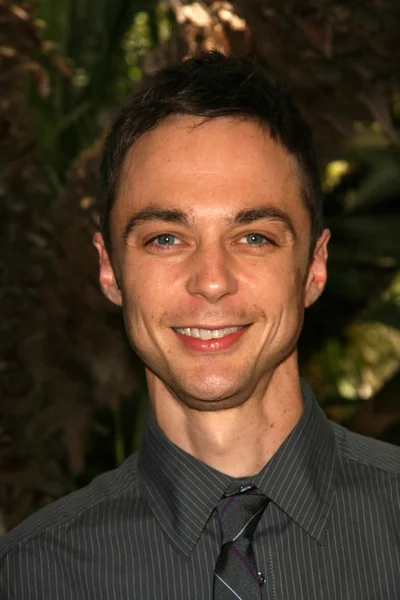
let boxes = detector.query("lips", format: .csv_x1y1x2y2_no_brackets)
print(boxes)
173,326,243,340
173,325,249,352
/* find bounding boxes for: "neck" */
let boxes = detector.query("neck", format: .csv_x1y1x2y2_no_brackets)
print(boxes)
147,356,304,477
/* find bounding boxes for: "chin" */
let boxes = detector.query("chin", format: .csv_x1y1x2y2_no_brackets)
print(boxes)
170,375,250,411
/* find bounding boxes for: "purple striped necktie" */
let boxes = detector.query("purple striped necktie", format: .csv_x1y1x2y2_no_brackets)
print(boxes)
213,484,269,599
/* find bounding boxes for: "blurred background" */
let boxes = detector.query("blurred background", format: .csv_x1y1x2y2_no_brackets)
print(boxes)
1,0,400,533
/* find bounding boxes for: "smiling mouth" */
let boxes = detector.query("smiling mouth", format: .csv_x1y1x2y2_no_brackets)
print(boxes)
173,326,247,340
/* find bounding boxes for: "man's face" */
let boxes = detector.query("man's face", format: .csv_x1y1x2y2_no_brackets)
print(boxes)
95,116,329,411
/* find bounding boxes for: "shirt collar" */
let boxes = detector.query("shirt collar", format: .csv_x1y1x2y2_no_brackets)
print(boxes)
138,380,336,556
253,380,337,544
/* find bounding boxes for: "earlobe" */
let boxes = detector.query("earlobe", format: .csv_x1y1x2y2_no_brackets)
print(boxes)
93,232,122,307
304,228,330,308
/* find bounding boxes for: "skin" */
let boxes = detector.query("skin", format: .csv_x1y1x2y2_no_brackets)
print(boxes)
94,115,330,477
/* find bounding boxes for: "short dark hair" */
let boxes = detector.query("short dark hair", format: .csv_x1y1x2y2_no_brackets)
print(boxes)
100,51,323,253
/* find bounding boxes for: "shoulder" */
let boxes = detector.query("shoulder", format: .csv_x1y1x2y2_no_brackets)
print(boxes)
329,422,400,540
0,452,140,560
331,420,400,474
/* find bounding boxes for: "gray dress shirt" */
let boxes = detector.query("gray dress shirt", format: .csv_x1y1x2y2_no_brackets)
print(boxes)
1,381,399,599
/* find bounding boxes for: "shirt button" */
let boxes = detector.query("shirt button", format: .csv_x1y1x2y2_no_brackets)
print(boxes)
239,484,253,493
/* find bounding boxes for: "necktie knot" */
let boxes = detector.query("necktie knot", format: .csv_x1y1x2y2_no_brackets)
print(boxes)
217,485,269,546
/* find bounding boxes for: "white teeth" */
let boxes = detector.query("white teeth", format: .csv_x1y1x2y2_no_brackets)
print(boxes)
212,329,224,339
200,329,211,340
174,326,242,339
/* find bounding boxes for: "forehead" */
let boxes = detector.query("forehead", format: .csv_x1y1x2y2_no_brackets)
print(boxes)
115,115,306,224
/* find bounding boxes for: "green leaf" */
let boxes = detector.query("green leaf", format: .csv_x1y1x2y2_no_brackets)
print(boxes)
361,304,400,330
327,215,400,262
354,156,400,209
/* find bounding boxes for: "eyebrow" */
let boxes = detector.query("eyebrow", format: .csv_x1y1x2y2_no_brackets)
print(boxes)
123,204,297,241
234,207,297,240
123,208,190,241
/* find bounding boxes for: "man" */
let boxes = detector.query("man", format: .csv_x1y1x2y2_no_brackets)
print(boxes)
0,52,399,599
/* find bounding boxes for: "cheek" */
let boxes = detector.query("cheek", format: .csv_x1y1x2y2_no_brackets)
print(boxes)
249,257,304,303
120,262,172,329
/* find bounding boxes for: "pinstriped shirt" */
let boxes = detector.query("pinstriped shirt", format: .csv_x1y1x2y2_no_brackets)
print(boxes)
0,381,399,599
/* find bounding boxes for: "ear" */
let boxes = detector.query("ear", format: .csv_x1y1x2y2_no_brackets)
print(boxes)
93,232,122,306
304,228,330,308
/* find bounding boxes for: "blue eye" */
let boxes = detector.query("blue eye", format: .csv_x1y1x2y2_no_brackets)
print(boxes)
152,234,177,246
243,233,268,245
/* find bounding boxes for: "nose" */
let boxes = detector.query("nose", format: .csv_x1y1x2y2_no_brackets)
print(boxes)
186,242,238,303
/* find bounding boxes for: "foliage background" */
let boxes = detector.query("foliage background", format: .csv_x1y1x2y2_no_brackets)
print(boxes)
1,0,399,532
